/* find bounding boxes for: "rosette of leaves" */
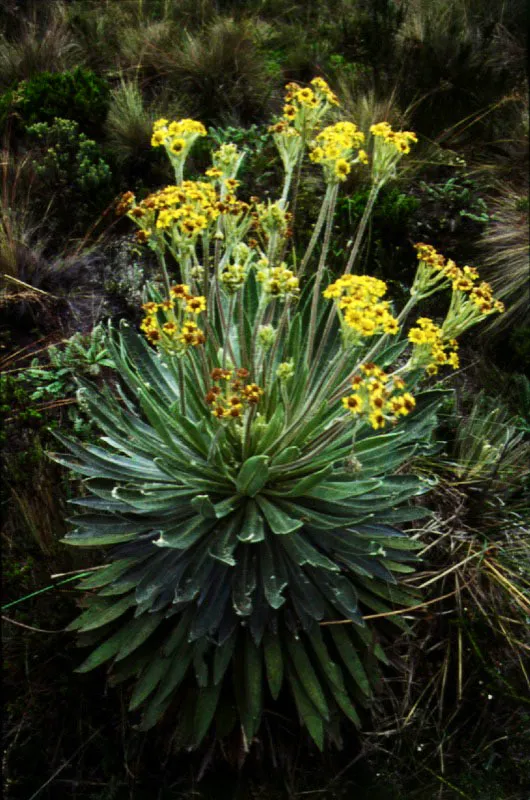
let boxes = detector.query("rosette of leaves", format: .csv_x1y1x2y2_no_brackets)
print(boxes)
53,297,444,751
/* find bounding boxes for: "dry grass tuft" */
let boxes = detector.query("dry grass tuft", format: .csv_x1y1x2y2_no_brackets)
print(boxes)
479,182,529,331
0,1,82,91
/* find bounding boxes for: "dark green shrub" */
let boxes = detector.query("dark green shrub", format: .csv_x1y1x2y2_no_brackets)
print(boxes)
1,67,110,135
329,186,421,282
26,117,114,231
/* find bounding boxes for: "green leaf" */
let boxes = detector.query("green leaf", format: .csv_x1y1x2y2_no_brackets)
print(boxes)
62,530,138,547
271,446,301,466
306,626,345,693
68,594,136,633
284,464,334,497
238,499,265,543
129,657,171,711
76,559,138,589
74,626,128,673
209,512,242,566
191,494,218,518
151,648,194,706
177,415,210,457
328,625,372,698
263,628,284,700
254,405,284,453
256,495,303,535
193,682,223,746
115,612,163,661
213,631,237,685
280,534,339,572
285,637,329,720
287,665,324,750
236,455,270,496
260,539,287,609
306,479,382,502
244,634,263,739
157,516,216,549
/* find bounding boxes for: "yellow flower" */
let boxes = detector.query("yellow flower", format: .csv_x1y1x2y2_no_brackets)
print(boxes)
400,393,416,414
162,321,178,336
358,149,369,165
170,284,190,299
369,412,386,430
309,146,325,163
342,394,364,414
151,130,166,147
170,138,186,155
185,296,207,314
206,167,223,179
334,159,351,180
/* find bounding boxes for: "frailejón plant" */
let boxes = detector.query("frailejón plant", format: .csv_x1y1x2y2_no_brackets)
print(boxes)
53,79,503,750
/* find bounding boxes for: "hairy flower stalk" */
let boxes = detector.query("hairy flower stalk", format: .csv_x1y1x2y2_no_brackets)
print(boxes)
58,80,504,752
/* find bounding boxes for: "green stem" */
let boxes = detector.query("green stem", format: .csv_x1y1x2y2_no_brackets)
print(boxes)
288,151,304,237
261,299,290,392
158,251,172,298
237,289,248,368
242,404,257,460
279,167,294,210
250,296,267,377
306,183,339,361
177,360,186,415
298,185,332,280
222,294,236,368
344,181,381,275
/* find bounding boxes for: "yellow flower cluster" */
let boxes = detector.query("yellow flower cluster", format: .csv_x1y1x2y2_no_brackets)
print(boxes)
151,181,219,235
408,317,459,375
267,121,303,172
277,78,339,137
369,122,418,154
209,143,242,178
283,77,339,114
256,259,299,299
412,243,504,336
323,275,400,338
140,285,206,354
253,200,292,241
220,262,247,294
151,118,207,151
205,368,263,420
342,364,416,430
309,121,368,182
121,180,251,245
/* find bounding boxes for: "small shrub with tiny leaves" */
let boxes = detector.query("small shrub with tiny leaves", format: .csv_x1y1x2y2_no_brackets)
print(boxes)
1,67,110,136
26,117,114,230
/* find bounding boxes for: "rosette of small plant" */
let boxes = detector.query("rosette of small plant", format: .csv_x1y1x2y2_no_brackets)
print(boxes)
52,80,504,751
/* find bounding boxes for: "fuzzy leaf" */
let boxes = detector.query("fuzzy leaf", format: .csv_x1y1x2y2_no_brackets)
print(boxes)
235,455,270,496
238,499,265,543
287,665,324,750
256,496,303,535
244,634,263,738
128,657,171,711
328,625,372,698
193,683,223,746
285,637,329,720
263,628,284,700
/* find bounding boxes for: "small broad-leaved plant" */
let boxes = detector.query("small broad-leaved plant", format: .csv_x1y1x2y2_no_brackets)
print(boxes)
54,79,503,750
